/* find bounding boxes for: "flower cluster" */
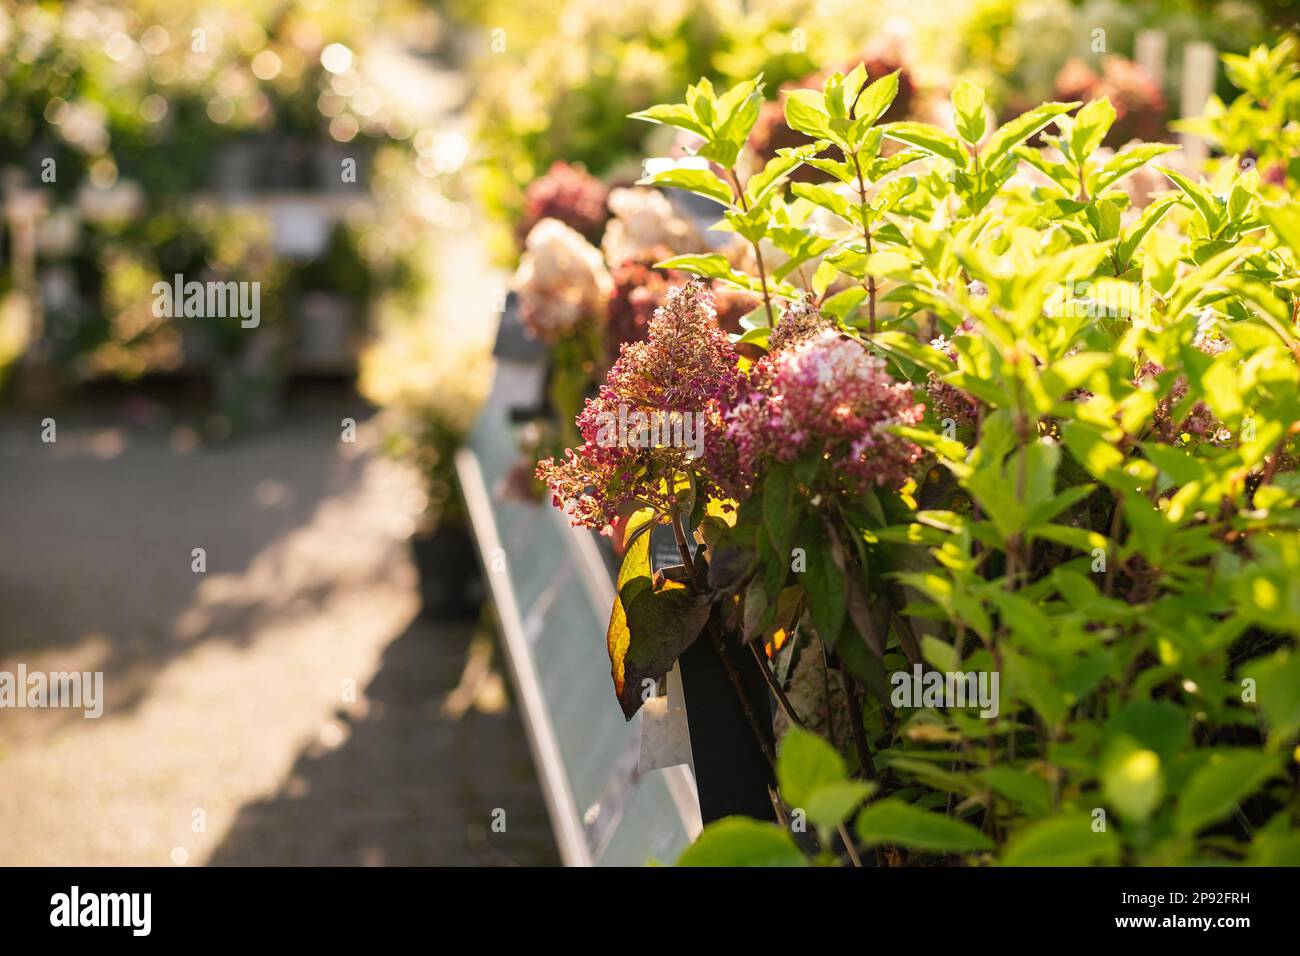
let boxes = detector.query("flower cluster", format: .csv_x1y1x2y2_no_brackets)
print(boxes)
536,280,740,530
513,218,613,343
766,294,836,353
1054,56,1167,146
714,329,925,499
605,247,757,357
517,161,609,245
1137,318,1234,444
606,246,681,358
600,187,706,266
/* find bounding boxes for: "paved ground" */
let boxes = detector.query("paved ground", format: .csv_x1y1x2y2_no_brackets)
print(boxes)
0,395,557,866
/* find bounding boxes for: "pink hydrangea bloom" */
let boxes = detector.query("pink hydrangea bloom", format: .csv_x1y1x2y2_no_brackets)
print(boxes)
536,280,740,531
518,161,608,245
715,330,925,499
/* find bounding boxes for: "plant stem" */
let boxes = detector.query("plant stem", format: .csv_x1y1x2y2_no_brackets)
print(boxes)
1104,492,1123,597
1258,433,1290,489
710,620,775,766
737,630,863,866
850,153,877,335
750,640,805,730
727,167,775,327
840,671,878,782
837,823,865,868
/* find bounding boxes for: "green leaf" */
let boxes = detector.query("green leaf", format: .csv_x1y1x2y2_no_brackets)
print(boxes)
745,145,818,206
607,517,653,714
763,462,796,558
706,521,758,594
805,781,875,833
617,579,710,719
881,121,968,167
951,79,987,146
856,799,994,853
1174,750,1284,834
628,102,709,138
1251,648,1300,745
1101,740,1164,822
1001,814,1120,866
1261,202,1300,257
1249,824,1300,866
677,817,808,867
654,253,733,280
609,520,710,721
1092,143,1177,194
1116,194,1179,270
984,102,1078,168
853,70,900,128
1103,700,1190,763
820,287,866,321
921,634,958,671
733,325,771,349
791,181,855,223
777,726,847,808
715,75,764,139
979,768,1051,815
1013,145,1076,195
1069,97,1117,162
644,167,732,205
1157,164,1221,234
873,330,951,374
784,89,835,141
800,517,846,645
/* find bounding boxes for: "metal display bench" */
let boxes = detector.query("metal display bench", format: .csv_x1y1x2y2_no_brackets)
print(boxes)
456,300,703,866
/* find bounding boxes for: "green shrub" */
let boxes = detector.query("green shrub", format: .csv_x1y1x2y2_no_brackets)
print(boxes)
538,42,1300,866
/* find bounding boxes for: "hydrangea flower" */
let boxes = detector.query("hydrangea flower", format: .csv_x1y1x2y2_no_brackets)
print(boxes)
714,329,925,499
606,249,756,357
766,294,836,353
513,218,613,343
536,280,740,531
600,187,706,266
517,161,608,245
606,246,680,359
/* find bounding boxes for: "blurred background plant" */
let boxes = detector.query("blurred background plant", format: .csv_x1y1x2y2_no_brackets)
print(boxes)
0,0,456,436
451,0,1286,265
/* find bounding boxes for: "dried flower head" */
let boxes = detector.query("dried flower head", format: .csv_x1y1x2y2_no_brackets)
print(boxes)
1137,360,1222,444
537,280,741,530
767,295,836,353
924,318,979,427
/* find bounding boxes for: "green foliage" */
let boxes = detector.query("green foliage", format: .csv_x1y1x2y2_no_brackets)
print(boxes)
1176,39,1300,192
632,41,1300,867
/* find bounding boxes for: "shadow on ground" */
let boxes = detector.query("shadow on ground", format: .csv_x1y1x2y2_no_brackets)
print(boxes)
0,389,359,720
208,614,559,866
0,386,558,866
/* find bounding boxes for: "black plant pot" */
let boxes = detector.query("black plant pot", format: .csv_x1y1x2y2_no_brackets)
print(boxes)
678,630,778,824
411,525,483,620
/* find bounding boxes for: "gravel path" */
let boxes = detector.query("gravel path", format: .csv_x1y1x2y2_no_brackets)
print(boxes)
0,397,557,866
